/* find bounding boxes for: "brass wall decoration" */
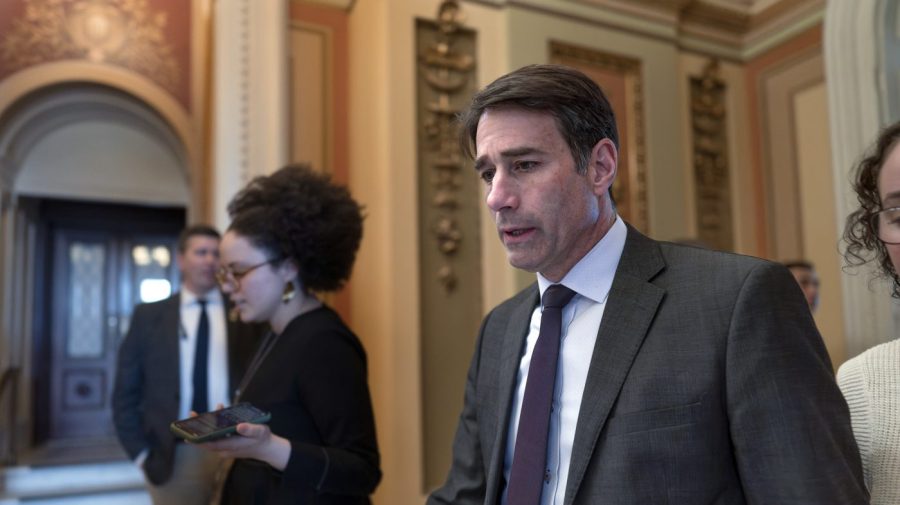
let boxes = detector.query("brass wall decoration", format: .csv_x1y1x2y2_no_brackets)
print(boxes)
419,0,475,292
1,0,180,95
690,59,733,251
549,41,649,233
415,0,481,492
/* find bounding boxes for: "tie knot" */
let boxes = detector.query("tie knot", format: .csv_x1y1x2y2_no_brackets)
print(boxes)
542,284,576,309
197,298,207,308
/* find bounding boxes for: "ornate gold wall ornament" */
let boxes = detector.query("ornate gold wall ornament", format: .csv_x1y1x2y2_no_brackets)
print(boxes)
415,0,482,491
1,0,181,96
690,59,733,251
418,0,475,292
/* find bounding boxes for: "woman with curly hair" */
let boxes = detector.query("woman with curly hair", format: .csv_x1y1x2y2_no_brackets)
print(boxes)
198,164,380,504
837,121,900,505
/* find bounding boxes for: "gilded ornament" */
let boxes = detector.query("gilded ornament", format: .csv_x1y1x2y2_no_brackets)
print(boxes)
1,0,181,96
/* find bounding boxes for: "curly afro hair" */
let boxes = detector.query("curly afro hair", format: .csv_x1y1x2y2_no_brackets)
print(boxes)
226,164,364,292
844,121,900,298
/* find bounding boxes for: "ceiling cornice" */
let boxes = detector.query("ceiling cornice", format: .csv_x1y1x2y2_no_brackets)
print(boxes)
476,0,823,61
293,0,354,11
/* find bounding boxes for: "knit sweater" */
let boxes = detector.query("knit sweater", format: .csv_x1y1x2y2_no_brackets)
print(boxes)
837,338,900,505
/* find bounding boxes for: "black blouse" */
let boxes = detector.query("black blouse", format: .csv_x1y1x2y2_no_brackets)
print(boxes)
221,306,381,504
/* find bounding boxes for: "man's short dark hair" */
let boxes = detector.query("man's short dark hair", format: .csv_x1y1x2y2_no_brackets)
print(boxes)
177,224,220,253
459,64,619,175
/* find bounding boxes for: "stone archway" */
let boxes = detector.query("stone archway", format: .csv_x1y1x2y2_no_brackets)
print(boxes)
0,82,191,463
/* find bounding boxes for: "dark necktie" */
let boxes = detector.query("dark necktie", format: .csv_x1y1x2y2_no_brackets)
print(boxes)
191,299,209,413
507,284,576,505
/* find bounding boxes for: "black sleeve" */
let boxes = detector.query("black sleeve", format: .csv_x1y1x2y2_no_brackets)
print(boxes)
284,328,381,496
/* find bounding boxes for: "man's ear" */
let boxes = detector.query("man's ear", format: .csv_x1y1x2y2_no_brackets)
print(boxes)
588,138,618,197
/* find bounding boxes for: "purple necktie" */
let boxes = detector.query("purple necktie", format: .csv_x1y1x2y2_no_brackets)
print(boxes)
507,284,577,505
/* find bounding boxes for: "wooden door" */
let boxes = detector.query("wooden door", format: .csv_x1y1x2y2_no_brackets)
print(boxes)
32,199,184,462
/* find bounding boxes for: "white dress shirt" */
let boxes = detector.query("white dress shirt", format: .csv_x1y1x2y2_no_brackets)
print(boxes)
135,287,231,467
501,216,626,505
178,287,230,419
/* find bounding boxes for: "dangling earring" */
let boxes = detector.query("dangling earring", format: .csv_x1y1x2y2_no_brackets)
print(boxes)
282,282,296,303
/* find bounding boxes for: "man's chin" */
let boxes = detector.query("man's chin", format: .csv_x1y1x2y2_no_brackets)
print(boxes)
506,254,539,273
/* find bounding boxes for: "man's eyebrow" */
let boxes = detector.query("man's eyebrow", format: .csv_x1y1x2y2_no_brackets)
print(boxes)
474,156,489,173
473,147,545,172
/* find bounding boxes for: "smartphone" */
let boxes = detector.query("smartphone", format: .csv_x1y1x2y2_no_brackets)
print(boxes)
169,402,271,443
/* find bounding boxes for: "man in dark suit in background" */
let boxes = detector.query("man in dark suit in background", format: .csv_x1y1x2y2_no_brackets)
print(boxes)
113,225,261,505
428,65,868,504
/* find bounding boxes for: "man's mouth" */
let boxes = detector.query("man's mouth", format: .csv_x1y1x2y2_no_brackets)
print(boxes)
501,227,536,242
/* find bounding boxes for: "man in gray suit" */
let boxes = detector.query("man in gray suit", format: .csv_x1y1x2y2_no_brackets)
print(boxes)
428,65,867,504
113,225,261,505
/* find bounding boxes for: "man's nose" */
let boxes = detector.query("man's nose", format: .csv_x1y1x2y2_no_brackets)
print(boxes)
485,170,518,213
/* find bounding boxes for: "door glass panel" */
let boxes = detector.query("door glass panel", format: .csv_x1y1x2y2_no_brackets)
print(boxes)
133,243,173,303
67,242,105,358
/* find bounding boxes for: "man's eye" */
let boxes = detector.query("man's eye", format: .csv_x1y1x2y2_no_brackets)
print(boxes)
480,169,495,183
514,161,536,171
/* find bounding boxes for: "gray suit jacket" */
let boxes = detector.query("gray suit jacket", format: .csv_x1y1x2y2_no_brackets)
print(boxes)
429,226,868,504
111,293,264,485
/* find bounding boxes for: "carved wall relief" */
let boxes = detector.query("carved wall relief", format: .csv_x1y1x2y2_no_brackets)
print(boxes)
0,0,187,106
690,59,733,251
415,0,482,491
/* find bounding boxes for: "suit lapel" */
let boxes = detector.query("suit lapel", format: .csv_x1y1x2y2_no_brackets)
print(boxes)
484,286,540,505
159,294,181,411
563,227,665,505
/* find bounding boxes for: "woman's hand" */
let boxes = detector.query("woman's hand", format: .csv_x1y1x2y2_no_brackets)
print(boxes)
199,423,291,471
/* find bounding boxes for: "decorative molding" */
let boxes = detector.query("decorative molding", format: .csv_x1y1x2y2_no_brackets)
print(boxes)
549,41,649,233
415,0,483,492
292,0,353,10
491,0,823,61
239,0,251,183
212,0,287,229
289,21,334,175
0,0,181,96
690,59,733,251
0,61,198,194
418,0,476,293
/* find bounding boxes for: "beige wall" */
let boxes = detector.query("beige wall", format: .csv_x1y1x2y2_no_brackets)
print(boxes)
347,1,510,502
793,83,846,366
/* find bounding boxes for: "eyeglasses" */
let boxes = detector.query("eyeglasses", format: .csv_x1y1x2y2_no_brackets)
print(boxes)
215,258,282,290
873,207,900,244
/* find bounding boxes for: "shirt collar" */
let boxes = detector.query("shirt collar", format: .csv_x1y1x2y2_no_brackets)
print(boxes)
537,215,627,305
180,285,222,307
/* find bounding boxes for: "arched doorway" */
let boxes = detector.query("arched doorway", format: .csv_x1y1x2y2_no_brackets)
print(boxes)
0,83,191,464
